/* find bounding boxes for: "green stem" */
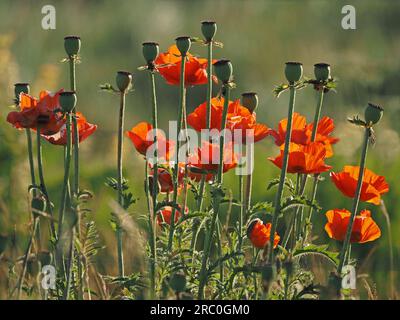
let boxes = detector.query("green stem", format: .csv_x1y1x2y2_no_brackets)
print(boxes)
311,90,324,141
149,71,158,298
57,116,72,239
16,217,39,299
337,128,369,274
168,54,186,251
217,88,230,183
36,128,56,238
63,223,75,300
268,85,296,263
198,85,231,299
116,91,126,277
206,41,213,130
238,174,244,251
26,129,36,188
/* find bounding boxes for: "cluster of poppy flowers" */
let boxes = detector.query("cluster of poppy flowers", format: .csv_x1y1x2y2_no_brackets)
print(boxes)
7,89,97,145
127,44,390,249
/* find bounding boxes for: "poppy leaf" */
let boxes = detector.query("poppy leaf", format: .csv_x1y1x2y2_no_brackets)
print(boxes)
293,244,339,267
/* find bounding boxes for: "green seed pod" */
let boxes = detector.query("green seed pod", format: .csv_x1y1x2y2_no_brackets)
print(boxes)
214,59,233,84
314,63,331,82
142,42,159,63
59,91,77,113
0,234,8,255
14,83,30,100
364,103,383,126
169,271,187,292
27,258,39,276
31,197,46,218
37,250,52,266
64,36,81,57
175,36,191,56
201,20,217,42
241,92,259,113
116,71,133,93
284,61,303,84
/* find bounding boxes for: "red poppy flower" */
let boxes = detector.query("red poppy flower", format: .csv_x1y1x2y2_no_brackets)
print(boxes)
330,166,389,205
157,205,188,226
268,142,332,174
268,113,338,157
247,218,280,249
187,97,269,143
42,112,97,145
148,164,185,194
325,209,381,243
187,140,238,181
126,122,175,161
155,45,216,86
7,90,65,135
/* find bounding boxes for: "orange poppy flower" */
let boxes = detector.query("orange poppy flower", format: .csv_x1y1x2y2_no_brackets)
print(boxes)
330,166,389,205
42,112,97,145
148,164,184,194
155,45,215,86
187,140,238,181
157,205,188,226
126,122,175,161
268,142,332,174
187,97,269,143
247,218,280,249
268,113,338,157
7,90,65,135
325,209,381,243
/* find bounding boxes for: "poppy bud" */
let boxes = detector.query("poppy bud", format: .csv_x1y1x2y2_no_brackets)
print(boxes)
201,20,217,42
31,197,46,218
169,271,187,292
241,92,259,113
14,83,30,100
284,62,303,84
175,36,191,56
142,42,159,63
37,250,52,266
314,63,331,82
27,258,39,276
214,59,233,84
0,234,8,255
59,91,77,113
64,36,81,57
364,102,383,126
116,71,133,93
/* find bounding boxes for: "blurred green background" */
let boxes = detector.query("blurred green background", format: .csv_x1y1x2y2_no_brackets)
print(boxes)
0,0,399,298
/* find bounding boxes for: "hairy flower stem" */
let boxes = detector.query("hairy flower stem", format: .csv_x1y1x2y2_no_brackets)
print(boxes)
16,216,39,299
149,71,158,298
26,129,36,190
198,85,231,299
337,128,370,274
206,42,213,129
116,91,126,277
168,54,186,251
69,54,84,300
380,200,395,299
268,85,296,263
238,174,244,251
36,128,56,238
304,89,325,232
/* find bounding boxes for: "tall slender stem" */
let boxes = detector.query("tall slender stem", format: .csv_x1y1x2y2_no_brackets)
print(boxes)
206,42,213,130
168,54,186,251
198,86,231,299
337,128,369,274
149,71,158,298
269,85,296,263
238,174,244,251
36,128,56,238
16,217,39,299
116,92,126,277
26,129,36,188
